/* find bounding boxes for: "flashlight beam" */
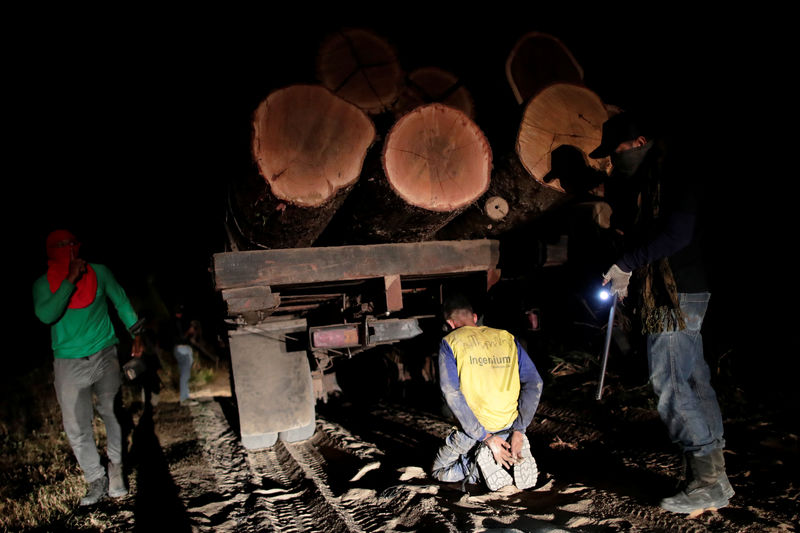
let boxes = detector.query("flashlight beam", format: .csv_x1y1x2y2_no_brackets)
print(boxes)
596,292,617,400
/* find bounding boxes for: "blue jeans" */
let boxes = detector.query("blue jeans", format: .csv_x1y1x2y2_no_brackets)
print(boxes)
174,344,194,401
647,292,724,456
54,345,122,482
431,427,512,483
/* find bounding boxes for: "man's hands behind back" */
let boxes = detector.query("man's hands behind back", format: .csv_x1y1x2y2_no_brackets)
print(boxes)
485,434,513,469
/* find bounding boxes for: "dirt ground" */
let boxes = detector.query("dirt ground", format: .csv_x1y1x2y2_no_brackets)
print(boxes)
28,348,797,533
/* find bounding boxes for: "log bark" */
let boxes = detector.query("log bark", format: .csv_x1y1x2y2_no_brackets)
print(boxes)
506,32,584,105
316,28,405,115
318,103,492,244
228,84,376,250
516,82,610,193
435,152,572,240
393,67,475,120
437,83,610,241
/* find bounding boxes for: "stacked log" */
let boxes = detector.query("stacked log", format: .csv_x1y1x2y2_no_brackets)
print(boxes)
227,84,376,249
227,28,612,250
319,103,492,244
392,67,475,120
437,82,608,240
516,82,610,192
505,32,584,106
316,28,405,115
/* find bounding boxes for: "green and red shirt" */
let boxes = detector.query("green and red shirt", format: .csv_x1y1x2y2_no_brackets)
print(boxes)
33,263,138,359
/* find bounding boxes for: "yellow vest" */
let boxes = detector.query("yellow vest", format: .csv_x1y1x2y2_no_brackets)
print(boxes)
445,326,520,432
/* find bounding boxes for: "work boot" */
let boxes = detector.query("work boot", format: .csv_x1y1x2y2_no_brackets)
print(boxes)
79,475,108,506
711,448,735,500
476,443,513,491
660,451,730,513
513,433,539,490
108,462,128,498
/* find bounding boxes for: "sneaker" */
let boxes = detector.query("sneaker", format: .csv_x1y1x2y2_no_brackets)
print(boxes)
108,462,128,498
513,434,539,490
80,476,108,506
181,399,199,407
476,443,513,491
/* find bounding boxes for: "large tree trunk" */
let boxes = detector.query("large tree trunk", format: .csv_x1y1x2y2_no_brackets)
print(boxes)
392,67,475,120
228,84,376,250
516,82,610,193
316,28,405,115
505,32,584,105
318,103,492,244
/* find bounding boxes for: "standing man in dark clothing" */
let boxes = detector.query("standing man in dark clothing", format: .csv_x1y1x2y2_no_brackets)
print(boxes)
134,314,162,409
33,229,143,506
589,112,733,514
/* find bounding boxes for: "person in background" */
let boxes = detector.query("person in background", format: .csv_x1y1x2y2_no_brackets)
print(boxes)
590,111,733,514
431,294,543,492
135,312,162,410
33,229,143,506
172,304,197,406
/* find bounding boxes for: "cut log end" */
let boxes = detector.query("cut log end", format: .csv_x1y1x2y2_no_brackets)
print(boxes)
383,104,491,212
506,31,584,106
516,83,610,192
251,84,376,208
393,67,475,120
484,196,509,221
316,28,404,115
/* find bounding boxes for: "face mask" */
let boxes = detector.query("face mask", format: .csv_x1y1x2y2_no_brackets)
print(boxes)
610,142,652,177
47,243,80,263
46,229,81,263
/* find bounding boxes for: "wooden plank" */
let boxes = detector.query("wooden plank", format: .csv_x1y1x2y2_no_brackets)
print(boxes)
222,286,280,314
212,239,500,290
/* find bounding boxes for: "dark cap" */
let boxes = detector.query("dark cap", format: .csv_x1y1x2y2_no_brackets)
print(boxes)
589,112,649,159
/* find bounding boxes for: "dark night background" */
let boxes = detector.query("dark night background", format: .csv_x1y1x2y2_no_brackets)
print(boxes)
9,8,791,411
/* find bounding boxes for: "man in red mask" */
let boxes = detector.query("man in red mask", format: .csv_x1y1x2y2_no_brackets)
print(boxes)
33,230,143,506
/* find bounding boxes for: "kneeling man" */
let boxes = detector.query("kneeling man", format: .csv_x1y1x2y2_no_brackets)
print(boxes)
432,294,543,491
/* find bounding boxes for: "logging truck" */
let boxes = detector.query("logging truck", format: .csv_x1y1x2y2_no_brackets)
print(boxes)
209,30,609,448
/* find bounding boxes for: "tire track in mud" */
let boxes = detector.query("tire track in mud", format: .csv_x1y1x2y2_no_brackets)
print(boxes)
283,438,394,532
179,399,760,532
313,415,460,532
186,399,362,532
182,401,411,532
183,401,273,532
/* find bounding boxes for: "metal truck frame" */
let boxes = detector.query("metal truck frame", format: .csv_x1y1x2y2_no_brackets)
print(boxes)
211,239,501,449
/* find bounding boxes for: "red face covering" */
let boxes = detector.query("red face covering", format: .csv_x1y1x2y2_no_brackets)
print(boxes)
46,229,98,309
